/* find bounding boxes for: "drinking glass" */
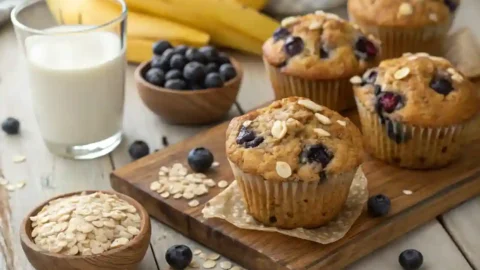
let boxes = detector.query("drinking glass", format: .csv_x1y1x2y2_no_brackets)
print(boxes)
11,0,127,159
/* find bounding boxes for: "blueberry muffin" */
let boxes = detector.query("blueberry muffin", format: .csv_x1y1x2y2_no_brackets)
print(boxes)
262,11,381,112
226,97,364,229
352,53,479,169
348,0,459,59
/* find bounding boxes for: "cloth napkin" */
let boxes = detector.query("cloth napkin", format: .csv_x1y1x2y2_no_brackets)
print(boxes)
0,0,18,27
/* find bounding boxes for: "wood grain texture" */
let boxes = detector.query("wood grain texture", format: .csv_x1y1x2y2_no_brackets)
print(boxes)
111,107,480,269
20,191,151,270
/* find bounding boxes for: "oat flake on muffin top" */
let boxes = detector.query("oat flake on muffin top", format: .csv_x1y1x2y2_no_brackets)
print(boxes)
352,53,479,127
262,11,381,80
348,0,458,27
226,97,364,182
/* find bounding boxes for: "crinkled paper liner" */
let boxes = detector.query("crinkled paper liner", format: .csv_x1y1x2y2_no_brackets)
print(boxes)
202,168,368,244
356,98,475,169
264,58,356,112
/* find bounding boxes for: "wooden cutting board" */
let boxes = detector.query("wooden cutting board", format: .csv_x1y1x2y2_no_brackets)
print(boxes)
110,109,480,270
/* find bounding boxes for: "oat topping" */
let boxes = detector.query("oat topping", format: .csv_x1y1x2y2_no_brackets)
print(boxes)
308,21,323,30
242,120,252,127
281,16,299,27
275,161,292,178
271,120,288,139
315,113,332,125
297,99,323,112
429,13,438,21
398,2,413,17
337,120,347,127
29,192,141,256
394,67,410,80
314,128,331,137
350,75,363,84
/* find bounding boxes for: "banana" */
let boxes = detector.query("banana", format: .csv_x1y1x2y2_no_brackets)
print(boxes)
125,0,266,54
128,38,205,63
231,0,268,10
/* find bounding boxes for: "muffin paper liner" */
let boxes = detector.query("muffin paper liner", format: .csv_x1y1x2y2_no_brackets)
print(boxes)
355,98,474,169
264,60,356,111
349,14,452,59
202,167,368,244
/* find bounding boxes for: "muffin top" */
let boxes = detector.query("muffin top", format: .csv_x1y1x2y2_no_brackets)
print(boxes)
352,53,479,127
348,0,459,27
262,11,381,80
226,97,364,182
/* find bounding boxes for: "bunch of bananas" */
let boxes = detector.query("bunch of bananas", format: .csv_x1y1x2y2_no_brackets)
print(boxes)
45,0,278,63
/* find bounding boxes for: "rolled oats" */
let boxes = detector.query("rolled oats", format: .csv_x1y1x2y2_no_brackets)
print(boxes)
217,180,229,189
203,260,217,269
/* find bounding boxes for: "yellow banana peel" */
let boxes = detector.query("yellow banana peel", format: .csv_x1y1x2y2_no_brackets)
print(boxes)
230,0,268,11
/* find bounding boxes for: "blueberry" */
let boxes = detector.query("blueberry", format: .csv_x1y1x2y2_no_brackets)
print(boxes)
145,68,165,87
374,85,382,96
170,54,188,70
444,0,458,12
185,48,207,64
128,140,150,160
273,27,290,42
430,74,454,95
386,119,410,144
199,46,219,62
284,36,304,56
187,147,214,172
364,69,378,85
204,73,224,88
219,64,237,81
319,46,329,59
151,56,169,71
152,40,172,56
165,245,193,270
399,249,423,270
354,36,378,60
216,52,231,65
300,144,333,168
1,117,20,135
165,69,183,81
245,136,264,148
165,79,188,90
236,126,256,144
367,194,391,217
183,62,206,82
376,92,403,114
173,45,189,55
205,62,219,74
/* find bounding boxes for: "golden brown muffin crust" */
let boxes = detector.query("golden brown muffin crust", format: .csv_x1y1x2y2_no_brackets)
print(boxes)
226,97,364,182
353,53,479,127
262,11,381,80
348,0,458,27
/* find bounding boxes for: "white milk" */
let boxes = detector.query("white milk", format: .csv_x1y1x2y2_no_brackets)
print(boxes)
25,25,125,146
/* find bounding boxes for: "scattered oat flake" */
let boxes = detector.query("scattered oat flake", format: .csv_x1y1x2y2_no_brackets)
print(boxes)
160,191,170,198
150,181,161,191
207,253,221,260
189,260,200,268
231,266,242,270
173,193,182,199
193,249,202,255
212,161,220,167
203,260,217,269
188,200,200,207
403,190,413,195
220,261,233,269
217,180,229,189
12,155,26,163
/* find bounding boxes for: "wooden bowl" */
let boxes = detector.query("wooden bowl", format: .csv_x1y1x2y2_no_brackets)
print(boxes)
135,58,243,125
20,190,151,270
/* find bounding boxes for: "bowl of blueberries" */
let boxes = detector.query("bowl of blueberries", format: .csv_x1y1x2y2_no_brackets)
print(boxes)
135,40,243,125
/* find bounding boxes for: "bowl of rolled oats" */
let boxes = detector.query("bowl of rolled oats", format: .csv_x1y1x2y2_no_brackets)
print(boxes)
20,191,151,270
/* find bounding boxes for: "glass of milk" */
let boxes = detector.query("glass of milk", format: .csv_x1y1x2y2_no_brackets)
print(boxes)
11,0,127,159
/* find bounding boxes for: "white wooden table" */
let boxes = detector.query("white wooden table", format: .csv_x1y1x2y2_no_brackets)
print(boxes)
1,2,480,269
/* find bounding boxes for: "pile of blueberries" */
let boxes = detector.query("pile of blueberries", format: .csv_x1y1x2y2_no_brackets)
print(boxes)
144,41,237,90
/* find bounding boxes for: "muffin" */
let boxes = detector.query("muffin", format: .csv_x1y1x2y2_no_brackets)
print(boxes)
352,53,479,169
348,0,459,59
262,11,381,112
226,97,364,229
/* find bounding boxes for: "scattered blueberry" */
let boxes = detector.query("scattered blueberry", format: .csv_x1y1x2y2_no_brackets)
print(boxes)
187,147,214,172
165,79,188,90
273,27,290,42
354,36,378,60
165,69,183,81
284,36,304,56
444,0,458,12
430,74,454,95
377,92,403,114
165,245,193,270
199,46,219,62
170,54,188,70
236,126,256,144
1,117,20,135
128,140,150,160
216,52,231,65
152,40,172,56
219,64,237,81
205,62,219,74
151,56,170,71
185,48,207,64
367,194,391,217
399,249,423,270
173,44,189,55
319,46,329,59
245,136,264,148
204,73,224,88
183,62,206,82
300,144,333,168
145,68,165,86
162,135,169,147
